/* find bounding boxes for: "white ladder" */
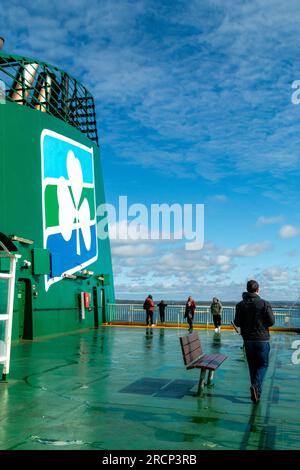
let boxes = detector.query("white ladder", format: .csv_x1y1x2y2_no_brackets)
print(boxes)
0,242,20,382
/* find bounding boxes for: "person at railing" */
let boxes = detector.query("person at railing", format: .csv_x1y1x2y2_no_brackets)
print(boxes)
157,300,168,324
210,297,222,333
234,279,275,404
143,295,155,327
184,296,196,333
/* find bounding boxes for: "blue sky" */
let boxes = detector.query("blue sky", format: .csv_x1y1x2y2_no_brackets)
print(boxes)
2,0,300,301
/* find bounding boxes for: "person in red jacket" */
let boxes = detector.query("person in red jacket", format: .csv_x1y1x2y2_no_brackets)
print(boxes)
143,295,155,327
184,296,196,332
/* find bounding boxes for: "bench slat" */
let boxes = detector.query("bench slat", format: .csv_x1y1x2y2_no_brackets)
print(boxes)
197,354,227,370
180,332,199,346
184,351,201,366
199,354,226,364
181,344,202,359
179,334,203,366
181,340,202,355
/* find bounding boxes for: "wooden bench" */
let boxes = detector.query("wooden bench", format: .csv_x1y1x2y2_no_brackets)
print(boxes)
179,332,227,395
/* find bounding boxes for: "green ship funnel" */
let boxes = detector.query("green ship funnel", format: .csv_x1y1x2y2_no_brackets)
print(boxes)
0,51,115,343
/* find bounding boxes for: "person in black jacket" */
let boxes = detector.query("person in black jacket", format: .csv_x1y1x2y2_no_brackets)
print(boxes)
234,280,275,404
157,300,168,323
184,296,196,333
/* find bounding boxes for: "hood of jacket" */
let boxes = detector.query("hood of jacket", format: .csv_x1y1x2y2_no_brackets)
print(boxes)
242,292,260,302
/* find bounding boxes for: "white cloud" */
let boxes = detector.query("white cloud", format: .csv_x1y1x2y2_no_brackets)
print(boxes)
256,215,284,226
285,249,298,257
227,242,272,257
112,243,155,257
110,237,276,299
4,0,300,183
211,194,228,202
278,224,300,239
260,267,289,282
111,240,235,295
251,265,300,300
216,255,231,265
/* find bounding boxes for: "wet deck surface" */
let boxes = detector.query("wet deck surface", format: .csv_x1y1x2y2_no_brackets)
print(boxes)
0,326,299,450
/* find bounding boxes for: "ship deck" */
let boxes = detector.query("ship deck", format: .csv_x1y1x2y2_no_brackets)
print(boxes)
0,326,299,450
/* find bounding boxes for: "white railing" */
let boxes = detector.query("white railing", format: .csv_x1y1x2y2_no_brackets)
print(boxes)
106,303,300,329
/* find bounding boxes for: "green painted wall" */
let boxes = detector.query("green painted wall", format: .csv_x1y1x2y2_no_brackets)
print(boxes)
0,100,115,340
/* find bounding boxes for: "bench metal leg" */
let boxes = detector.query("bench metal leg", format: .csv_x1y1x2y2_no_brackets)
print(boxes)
197,368,206,395
207,370,214,385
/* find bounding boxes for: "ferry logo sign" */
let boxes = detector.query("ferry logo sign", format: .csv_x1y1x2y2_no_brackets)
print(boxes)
41,130,98,290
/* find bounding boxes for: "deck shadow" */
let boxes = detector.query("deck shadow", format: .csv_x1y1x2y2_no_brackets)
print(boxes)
119,377,197,399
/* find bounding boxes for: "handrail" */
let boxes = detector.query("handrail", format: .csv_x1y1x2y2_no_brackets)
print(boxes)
106,303,300,330
0,240,9,253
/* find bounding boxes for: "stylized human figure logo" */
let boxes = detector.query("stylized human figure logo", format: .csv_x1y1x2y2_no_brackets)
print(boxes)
57,150,91,255
41,129,98,290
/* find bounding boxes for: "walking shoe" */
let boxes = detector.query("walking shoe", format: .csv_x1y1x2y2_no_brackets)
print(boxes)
218,326,221,333
250,385,259,404
214,328,218,333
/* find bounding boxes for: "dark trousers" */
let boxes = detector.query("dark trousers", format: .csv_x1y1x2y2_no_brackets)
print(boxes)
213,315,221,328
186,315,193,330
146,310,153,326
159,312,165,322
244,341,270,395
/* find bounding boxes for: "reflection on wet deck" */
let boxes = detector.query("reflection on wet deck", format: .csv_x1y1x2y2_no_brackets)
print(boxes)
0,327,299,450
